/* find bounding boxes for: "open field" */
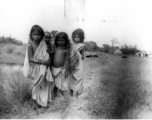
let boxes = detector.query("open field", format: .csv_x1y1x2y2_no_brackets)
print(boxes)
62,53,152,119
0,52,152,119
0,44,26,65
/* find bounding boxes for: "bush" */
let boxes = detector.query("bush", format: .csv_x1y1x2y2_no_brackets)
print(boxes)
0,36,23,45
1,44,16,54
13,45,26,57
0,44,25,65
7,47,15,54
0,70,33,117
84,41,100,51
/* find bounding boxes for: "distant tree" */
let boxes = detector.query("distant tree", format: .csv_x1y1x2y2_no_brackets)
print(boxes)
84,41,100,51
101,44,111,53
120,44,138,55
84,41,91,51
0,36,23,45
111,38,119,53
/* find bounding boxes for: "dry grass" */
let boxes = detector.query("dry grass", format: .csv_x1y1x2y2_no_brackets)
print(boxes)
0,44,26,65
0,65,72,119
0,67,36,119
83,54,152,119
64,52,152,119
1,52,152,119
64,52,110,119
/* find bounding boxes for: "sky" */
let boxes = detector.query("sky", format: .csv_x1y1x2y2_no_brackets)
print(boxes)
0,0,152,53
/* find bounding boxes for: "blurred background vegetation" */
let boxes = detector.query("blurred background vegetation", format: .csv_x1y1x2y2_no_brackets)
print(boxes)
0,36,142,65
0,36,26,65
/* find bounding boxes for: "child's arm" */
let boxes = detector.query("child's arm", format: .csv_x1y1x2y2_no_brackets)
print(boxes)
65,51,69,78
79,48,85,60
28,45,50,65
47,44,55,54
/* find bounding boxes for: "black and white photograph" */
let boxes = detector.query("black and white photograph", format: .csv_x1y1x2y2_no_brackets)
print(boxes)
0,0,152,119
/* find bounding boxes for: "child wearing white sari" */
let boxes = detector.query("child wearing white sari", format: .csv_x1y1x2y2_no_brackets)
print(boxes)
23,25,53,107
69,28,85,97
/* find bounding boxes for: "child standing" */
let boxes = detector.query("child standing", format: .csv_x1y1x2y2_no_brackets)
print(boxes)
69,28,85,98
51,32,70,96
23,25,53,107
44,31,55,100
44,31,55,61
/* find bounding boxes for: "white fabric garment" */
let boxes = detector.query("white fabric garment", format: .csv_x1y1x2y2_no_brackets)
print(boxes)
23,40,54,107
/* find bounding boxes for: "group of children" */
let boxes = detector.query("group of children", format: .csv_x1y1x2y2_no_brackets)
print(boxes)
23,25,85,107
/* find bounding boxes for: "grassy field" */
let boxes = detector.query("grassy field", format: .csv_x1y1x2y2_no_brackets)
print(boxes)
82,53,152,119
64,53,152,119
0,51,152,119
0,44,26,65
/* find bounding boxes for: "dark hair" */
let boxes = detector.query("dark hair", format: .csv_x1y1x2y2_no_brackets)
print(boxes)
72,28,85,43
29,25,44,41
45,31,51,36
54,32,70,49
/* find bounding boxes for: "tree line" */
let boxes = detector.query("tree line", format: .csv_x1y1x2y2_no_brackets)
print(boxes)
101,44,139,54
0,36,23,45
0,36,139,55
84,39,139,55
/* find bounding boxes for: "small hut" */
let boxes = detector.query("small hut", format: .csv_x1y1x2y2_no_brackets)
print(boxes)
114,48,122,55
135,51,145,57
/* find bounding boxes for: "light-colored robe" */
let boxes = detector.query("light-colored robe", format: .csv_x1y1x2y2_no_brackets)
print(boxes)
23,40,53,107
69,43,85,92
51,66,69,91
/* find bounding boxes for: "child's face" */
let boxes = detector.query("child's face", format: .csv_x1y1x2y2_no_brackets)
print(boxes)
74,34,80,44
57,38,66,48
44,33,51,44
31,31,42,43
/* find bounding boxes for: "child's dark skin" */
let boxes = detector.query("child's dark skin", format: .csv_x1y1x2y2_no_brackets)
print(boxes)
44,32,55,65
52,34,69,97
52,38,68,68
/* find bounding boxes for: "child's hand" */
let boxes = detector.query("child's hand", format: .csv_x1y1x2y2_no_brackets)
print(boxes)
46,60,51,65
41,60,51,66
48,58,51,62
65,71,68,78
46,50,49,53
82,56,84,60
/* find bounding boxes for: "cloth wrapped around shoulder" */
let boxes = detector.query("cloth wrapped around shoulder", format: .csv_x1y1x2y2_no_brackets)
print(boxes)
68,43,85,92
23,40,53,82
69,43,85,77
23,40,53,107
